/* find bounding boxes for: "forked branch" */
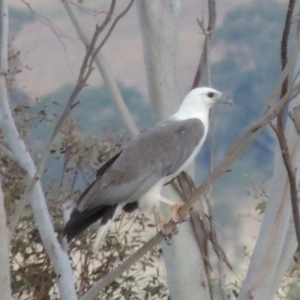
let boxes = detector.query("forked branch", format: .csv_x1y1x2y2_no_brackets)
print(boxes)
10,0,135,231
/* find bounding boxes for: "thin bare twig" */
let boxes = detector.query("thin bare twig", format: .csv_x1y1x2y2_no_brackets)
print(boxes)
9,0,135,232
192,0,216,88
62,0,139,137
92,0,135,61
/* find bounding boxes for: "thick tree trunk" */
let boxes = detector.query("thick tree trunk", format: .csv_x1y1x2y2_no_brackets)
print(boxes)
136,1,210,299
238,49,300,300
136,0,180,121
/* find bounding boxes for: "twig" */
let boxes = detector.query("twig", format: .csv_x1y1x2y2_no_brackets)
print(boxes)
62,0,139,137
9,0,122,232
192,0,216,88
280,0,295,101
20,0,69,49
91,0,135,62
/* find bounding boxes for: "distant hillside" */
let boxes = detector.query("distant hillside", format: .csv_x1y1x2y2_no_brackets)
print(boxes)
31,82,154,137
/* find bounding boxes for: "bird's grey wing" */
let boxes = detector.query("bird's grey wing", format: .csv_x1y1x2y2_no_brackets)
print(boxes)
77,151,122,203
77,118,204,211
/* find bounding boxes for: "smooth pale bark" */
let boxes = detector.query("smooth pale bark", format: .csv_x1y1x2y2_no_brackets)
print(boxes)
136,0,180,121
0,1,77,299
0,2,16,298
268,223,297,298
136,1,210,299
265,51,300,299
238,50,300,300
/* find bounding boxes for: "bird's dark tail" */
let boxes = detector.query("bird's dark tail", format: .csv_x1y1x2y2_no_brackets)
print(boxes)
63,205,117,241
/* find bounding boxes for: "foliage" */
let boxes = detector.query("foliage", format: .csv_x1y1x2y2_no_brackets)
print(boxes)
1,93,167,299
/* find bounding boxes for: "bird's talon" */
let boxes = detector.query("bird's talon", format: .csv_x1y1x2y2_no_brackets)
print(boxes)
158,224,179,245
171,203,190,223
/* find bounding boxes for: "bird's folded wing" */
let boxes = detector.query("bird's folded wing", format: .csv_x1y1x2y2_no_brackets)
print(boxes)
77,118,204,211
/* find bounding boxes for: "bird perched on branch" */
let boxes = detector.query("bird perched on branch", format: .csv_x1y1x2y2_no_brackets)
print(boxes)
63,87,230,251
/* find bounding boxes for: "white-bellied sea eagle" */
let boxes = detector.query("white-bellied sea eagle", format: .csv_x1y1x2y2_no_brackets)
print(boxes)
63,87,230,251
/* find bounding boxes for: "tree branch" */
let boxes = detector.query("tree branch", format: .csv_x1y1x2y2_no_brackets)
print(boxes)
61,0,139,138
192,0,216,88
91,0,135,62
0,144,18,165
9,0,123,231
274,0,300,250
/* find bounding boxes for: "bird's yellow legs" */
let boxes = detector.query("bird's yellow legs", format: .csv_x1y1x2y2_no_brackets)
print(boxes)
155,197,190,244
159,196,190,223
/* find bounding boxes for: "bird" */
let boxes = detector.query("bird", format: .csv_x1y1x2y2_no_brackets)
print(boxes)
63,87,230,251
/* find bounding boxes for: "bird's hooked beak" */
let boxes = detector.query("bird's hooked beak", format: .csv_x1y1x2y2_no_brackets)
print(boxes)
217,93,232,106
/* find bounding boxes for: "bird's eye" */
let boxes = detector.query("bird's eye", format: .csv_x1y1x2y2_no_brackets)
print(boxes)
207,92,214,98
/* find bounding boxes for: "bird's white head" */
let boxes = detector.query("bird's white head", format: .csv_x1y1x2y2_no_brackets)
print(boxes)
171,87,230,122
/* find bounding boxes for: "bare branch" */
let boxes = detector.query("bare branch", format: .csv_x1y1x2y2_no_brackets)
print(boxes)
10,1,126,231
192,36,208,89
280,0,295,99
61,0,139,137
192,0,216,88
92,0,135,61
207,0,216,32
